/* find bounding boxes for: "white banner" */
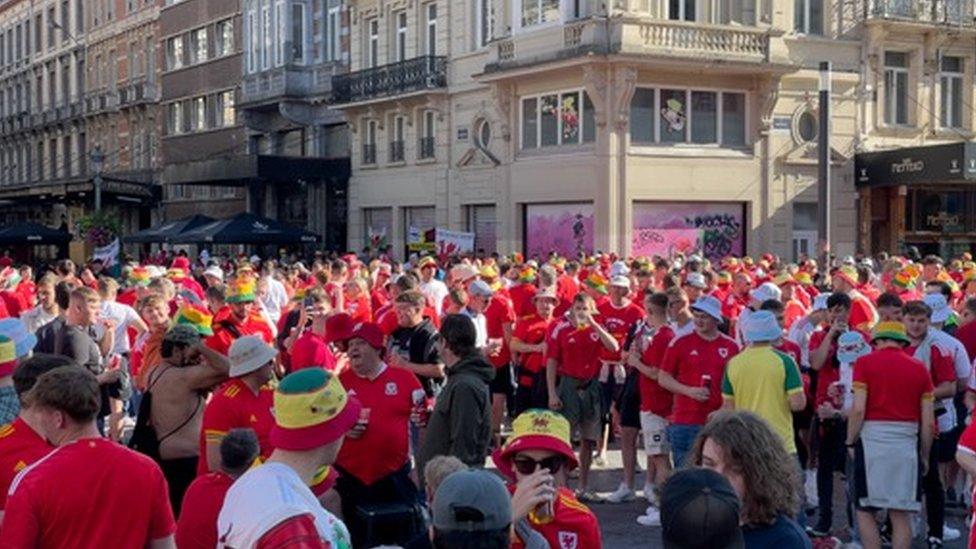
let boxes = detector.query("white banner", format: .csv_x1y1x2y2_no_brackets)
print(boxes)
92,238,120,268
435,228,475,258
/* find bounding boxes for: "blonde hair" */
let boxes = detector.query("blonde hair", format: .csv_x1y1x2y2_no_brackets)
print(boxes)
424,455,468,495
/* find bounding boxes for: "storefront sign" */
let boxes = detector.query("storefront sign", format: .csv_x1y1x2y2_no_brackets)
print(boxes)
855,142,976,187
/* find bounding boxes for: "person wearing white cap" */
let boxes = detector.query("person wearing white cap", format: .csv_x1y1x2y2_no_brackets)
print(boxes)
735,282,782,346
203,265,224,288
787,293,832,370
461,280,494,350
721,310,806,453
657,295,739,468
682,272,707,303
600,275,646,504
609,260,630,279
198,335,278,476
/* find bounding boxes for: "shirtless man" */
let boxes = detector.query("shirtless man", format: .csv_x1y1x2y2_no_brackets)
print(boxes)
147,325,230,515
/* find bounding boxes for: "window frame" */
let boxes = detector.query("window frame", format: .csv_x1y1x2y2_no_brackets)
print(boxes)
939,55,965,130
667,0,695,21
519,88,595,150
515,0,559,32
628,85,749,148
167,35,184,70
883,51,910,126
368,18,379,68
477,0,494,46
262,4,272,70
794,0,823,35
275,0,286,66
216,18,234,58
291,1,307,64
425,3,437,56
247,10,257,73
394,10,407,62
190,27,208,65
327,5,340,61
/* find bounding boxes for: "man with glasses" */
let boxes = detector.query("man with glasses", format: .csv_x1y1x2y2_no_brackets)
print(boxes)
492,409,601,548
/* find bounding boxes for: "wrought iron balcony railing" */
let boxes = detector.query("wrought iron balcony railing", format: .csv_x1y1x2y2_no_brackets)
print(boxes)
418,137,435,160
332,56,447,104
868,0,975,26
362,144,377,165
389,140,405,162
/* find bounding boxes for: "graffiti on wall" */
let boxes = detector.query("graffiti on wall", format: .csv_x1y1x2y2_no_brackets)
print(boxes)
525,203,594,259
632,203,744,261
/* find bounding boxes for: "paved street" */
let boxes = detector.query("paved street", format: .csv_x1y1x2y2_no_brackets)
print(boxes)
562,449,972,548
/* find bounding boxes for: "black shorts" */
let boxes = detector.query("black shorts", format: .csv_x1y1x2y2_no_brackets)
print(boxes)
489,362,514,395
615,369,641,429
937,425,962,464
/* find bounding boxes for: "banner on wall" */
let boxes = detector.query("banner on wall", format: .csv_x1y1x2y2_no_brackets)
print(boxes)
407,226,436,253
367,226,388,250
435,229,475,259
631,202,745,261
92,238,120,269
525,203,595,259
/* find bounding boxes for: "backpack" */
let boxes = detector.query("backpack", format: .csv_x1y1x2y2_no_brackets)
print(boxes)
128,367,200,461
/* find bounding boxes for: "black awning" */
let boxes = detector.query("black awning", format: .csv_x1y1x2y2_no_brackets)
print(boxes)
854,142,976,188
171,212,321,245
123,214,216,244
0,222,72,245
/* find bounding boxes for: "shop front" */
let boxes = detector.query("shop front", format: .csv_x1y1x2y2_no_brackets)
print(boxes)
854,142,976,257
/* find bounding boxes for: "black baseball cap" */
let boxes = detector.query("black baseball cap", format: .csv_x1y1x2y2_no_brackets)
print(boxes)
661,468,745,549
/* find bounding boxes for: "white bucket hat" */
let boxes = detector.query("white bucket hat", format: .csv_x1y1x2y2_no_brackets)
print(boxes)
228,335,278,377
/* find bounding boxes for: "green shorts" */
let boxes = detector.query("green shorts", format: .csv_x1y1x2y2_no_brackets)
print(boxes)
557,375,602,442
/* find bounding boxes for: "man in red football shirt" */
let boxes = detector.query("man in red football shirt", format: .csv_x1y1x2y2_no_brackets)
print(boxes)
2,367,176,547
658,295,739,468
627,291,675,521
206,275,274,356
198,335,277,475
482,281,516,446
546,293,618,501
0,354,73,523
176,428,259,549
510,288,558,415
955,417,976,549
599,275,645,504
832,265,879,333
335,322,424,547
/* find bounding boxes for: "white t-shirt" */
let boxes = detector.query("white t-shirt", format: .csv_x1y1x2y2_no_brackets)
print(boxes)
787,318,819,369
218,462,351,549
462,308,488,348
261,276,289,323
93,300,142,355
21,306,57,335
670,319,695,339
419,278,449,317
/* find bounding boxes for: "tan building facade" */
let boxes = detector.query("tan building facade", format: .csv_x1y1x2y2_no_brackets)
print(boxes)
335,0,976,261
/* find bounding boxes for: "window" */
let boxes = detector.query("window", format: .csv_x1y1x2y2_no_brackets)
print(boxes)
190,28,207,64
420,110,436,159
34,15,41,53
76,0,83,34
390,115,405,162
275,1,285,66
60,1,68,42
668,0,695,21
395,11,407,62
327,6,340,61
475,118,491,150
247,10,257,72
216,90,235,127
262,5,271,69
520,0,558,29
216,19,234,57
363,119,377,164
167,36,184,70
292,2,306,63
794,0,823,35
47,7,54,48
426,4,436,56
191,96,206,131
884,51,909,125
169,102,184,134
940,55,964,129
477,0,493,46
521,90,595,149
368,19,379,67
629,87,747,147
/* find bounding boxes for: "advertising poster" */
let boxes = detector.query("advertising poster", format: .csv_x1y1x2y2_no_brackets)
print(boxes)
525,203,594,259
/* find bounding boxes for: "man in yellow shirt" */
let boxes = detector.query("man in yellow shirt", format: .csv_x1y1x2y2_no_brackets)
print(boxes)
722,310,807,453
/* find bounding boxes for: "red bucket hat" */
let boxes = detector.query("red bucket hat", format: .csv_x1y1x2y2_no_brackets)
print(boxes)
491,409,579,481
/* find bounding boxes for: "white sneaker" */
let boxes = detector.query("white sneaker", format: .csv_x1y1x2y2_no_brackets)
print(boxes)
944,526,961,541
644,483,658,506
606,483,636,503
804,469,819,507
637,507,661,527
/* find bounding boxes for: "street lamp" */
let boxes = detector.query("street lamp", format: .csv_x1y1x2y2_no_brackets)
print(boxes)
90,145,105,214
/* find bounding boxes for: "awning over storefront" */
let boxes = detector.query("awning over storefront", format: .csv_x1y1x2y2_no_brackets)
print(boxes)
171,212,320,245
854,142,976,188
0,222,72,245
123,215,216,244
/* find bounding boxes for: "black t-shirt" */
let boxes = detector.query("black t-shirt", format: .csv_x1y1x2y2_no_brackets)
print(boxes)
389,319,441,397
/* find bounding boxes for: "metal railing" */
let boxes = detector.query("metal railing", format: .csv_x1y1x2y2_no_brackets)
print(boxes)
362,143,376,165
332,56,447,104
418,137,435,159
389,140,405,162
868,0,975,25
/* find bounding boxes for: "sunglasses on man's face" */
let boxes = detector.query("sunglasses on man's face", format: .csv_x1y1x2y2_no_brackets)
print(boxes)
513,455,566,475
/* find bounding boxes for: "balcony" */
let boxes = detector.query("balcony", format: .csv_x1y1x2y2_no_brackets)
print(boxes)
389,140,405,162
240,64,337,107
867,0,975,26
361,144,377,165
119,80,159,107
85,90,120,115
418,137,435,160
332,56,447,105
484,17,776,75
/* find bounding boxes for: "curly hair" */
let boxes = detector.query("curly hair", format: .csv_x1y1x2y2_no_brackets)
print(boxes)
689,410,800,525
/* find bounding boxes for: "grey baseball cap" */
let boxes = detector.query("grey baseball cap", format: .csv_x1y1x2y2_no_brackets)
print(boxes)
432,470,512,533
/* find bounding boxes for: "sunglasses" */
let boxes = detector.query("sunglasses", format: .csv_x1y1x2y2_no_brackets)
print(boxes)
513,455,566,475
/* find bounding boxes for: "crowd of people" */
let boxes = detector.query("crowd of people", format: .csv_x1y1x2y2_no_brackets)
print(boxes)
1,247,976,548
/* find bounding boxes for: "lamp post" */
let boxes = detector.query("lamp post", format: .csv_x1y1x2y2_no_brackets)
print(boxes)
90,145,105,214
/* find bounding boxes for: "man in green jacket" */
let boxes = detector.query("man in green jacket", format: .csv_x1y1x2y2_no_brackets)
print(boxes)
417,314,494,488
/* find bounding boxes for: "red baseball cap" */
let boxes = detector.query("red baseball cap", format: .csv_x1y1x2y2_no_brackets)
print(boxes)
324,313,354,344
348,321,385,351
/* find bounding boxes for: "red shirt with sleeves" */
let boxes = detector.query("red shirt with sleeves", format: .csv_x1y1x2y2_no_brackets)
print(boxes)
852,348,934,423
596,300,644,364
0,418,52,510
175,472,234,549
639,324,675,417
545,322,604,380
197,379,275,475
906,342,958,387
256,513,329,549
2,438,176,548
485,294,516,368
513,313,552,377
956,420,976,549
290,331,338,372
336,365,421,485
956,320,976,362
808,329,870,406
775,339,803,368
660,332,740,425
849,295,878,332
509,283,539,319
205,313,274,355
510,487,602,549
346,295,372,324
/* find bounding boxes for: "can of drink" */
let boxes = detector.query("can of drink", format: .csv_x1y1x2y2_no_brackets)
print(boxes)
701,374,712,390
